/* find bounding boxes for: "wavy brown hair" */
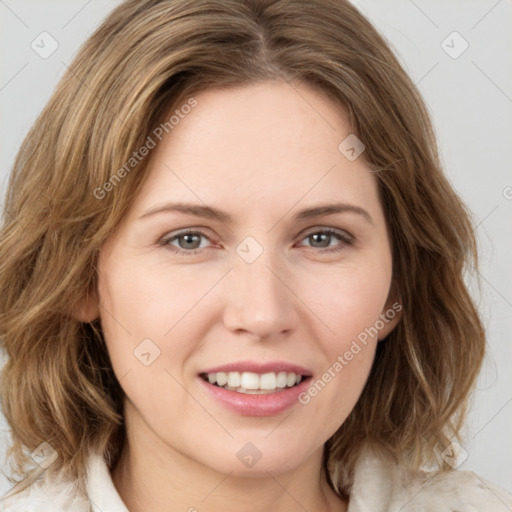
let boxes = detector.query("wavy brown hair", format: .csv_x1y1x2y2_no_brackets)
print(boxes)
0,0,485,499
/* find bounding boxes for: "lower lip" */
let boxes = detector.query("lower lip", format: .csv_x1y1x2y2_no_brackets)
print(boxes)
197,376,311,416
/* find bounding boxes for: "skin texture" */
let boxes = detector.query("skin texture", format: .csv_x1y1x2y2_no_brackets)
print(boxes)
80,81,401,512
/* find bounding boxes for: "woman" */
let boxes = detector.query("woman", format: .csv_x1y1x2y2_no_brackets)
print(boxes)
0,0,510,510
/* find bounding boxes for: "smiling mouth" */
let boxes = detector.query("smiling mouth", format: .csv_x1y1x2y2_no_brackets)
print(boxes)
199,371,309,395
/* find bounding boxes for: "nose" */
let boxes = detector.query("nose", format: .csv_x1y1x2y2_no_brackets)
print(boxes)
222,249,299,340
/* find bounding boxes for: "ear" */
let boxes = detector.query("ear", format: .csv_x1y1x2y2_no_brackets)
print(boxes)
377,285,403,341
72,287,100,323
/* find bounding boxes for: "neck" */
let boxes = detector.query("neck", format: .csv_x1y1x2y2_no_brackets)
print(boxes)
111,403,347,512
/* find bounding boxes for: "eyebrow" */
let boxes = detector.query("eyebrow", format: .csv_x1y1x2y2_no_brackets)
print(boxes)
138,202,373,225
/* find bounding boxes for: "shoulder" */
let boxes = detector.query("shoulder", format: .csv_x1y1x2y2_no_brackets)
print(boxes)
348,444,512,512
0,473,90,512
1,450,127,512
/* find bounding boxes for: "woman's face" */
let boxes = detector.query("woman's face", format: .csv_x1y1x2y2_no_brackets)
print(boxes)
92,81,399,477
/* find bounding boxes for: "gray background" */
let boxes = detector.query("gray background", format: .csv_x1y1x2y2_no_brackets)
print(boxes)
0,0,511,497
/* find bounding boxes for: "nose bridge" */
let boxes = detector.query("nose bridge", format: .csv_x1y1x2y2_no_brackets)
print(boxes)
223,242,297,338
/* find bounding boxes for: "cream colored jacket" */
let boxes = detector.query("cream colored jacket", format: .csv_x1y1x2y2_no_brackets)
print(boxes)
1,446,512,511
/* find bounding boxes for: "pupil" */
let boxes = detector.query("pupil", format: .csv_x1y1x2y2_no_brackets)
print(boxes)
312,233,329,247
182,234,199,248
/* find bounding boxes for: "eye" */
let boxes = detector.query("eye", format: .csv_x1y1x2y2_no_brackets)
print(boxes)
159,227,354,256
160,230,213,256
297,228,354,253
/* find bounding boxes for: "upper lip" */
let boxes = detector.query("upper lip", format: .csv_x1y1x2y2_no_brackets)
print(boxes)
199,360,313,376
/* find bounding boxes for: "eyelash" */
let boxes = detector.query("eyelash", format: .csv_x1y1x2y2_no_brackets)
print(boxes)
159,228,354,257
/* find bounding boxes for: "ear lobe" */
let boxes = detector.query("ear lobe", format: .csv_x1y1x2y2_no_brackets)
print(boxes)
72,288,100,323
377,299,403,341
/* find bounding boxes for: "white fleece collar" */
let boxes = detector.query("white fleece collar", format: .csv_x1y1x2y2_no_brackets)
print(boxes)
86,451,128,512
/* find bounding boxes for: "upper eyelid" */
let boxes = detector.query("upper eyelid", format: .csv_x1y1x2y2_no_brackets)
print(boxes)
162,226,354,246
301,226,353,238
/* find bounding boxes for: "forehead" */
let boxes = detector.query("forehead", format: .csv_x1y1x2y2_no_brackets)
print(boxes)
130,81,380,222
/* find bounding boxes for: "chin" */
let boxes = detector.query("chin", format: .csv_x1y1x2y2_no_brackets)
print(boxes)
184,435,321,478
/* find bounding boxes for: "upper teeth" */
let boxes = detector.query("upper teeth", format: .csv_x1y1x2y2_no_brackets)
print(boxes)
205,371,302,391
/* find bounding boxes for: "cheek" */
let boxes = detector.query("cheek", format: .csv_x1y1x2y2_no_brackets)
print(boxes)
96,259,203,426
294,257,391,421
297,297,381,436
96,255,200,378
99,248,211,332
300,256,392,345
